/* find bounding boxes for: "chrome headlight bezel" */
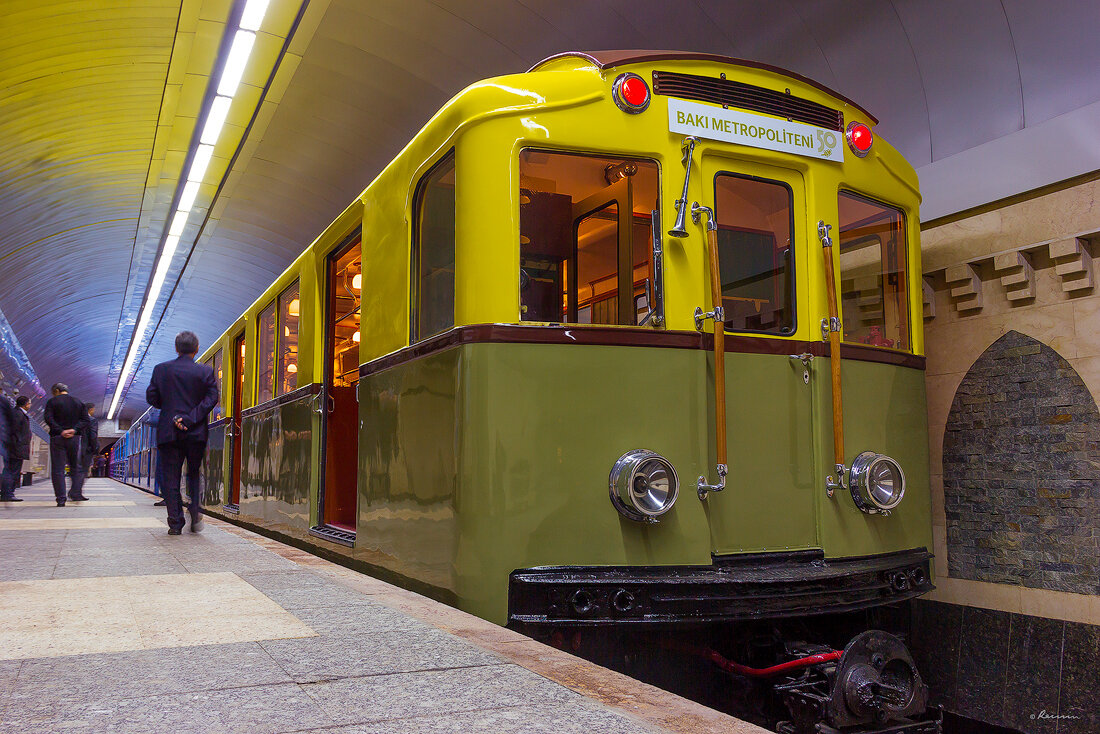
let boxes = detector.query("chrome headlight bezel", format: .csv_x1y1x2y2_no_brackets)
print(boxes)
609,449,679,522
849,451,906,514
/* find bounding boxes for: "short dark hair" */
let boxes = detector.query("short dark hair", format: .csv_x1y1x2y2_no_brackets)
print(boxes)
51,382,68,393
15,396,29,408
175,331,199,355
84,402,95,411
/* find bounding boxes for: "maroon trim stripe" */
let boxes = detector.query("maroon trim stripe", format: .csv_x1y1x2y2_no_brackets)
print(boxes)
240,382,322,418
359,325,925,377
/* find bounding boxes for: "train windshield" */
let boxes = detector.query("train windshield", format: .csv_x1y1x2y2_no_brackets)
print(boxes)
712,173,795,334
837,192,910,350
518,150,658,325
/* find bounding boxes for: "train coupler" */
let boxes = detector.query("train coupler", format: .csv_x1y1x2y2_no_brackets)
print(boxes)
773,631,941,734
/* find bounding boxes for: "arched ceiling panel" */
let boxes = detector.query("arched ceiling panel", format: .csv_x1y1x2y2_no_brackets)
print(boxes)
1002,0,1100,125
894,0,1023,160
791,0,932,167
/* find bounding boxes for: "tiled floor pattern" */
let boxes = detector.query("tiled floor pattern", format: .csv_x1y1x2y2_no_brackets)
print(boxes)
0,479,759,733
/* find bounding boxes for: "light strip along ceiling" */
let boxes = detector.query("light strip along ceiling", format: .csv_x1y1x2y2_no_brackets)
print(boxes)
107,0,272,420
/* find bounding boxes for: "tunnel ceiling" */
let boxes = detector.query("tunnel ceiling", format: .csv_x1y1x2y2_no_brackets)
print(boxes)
1,0,1098,420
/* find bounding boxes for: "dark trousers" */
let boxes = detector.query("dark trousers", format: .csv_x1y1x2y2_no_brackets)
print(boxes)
2,458,22,499
49,435,84,502
158,439,205,530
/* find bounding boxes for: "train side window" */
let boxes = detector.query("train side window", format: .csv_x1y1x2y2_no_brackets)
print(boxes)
713,174,795,334
411,151,455,343
256,300,276,404
276,280,300,396
837,192,910,350
519,150,659,325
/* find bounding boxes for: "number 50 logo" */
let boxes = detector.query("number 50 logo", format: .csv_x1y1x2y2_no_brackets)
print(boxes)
817,130,838,157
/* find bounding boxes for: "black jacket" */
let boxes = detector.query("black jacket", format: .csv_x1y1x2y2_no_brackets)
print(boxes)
146,355,219,445
8,407,31,461
44,393,88,437
0,398,9,459
82,416,99,458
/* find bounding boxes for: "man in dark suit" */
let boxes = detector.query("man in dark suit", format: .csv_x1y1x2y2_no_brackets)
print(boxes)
2,396,31,501
146,331,218,535
44,383,90,506
81,403,99,478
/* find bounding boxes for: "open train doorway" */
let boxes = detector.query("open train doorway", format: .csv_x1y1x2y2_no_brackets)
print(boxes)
227,331,245,509
318,234,362,542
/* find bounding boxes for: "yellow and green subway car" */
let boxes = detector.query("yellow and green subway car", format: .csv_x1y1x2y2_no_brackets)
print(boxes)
176,51,932,635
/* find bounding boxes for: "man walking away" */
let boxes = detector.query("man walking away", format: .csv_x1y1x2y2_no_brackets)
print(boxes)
44,383,89,506
146,331,218,535
2,396,31,501
82,403,99,480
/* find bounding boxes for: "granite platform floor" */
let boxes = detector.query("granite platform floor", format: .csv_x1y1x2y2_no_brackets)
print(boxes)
0,478,764,734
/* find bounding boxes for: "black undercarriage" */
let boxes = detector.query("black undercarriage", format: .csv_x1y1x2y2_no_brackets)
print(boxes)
508,547,934,626
509,548,941,733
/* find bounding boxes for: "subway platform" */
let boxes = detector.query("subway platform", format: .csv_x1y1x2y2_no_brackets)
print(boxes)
0,478,763,734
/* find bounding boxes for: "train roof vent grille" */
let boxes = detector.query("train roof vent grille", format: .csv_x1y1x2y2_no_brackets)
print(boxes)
652,70,844,132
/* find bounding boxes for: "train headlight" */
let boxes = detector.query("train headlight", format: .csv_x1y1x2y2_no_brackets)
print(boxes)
849,451,906,514
609,449,678,522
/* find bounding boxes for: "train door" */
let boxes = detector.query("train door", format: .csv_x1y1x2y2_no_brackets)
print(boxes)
699,159,816,553
320,235,361,534
228,331,245,508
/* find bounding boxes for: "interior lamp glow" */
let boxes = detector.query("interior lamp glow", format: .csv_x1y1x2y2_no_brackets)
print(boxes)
217,30,256,97
352,273,361,290
288,298,299,316
352,330,360,343
286,363,297,373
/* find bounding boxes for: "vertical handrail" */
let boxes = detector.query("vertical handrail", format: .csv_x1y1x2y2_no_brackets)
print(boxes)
693,203,728,499
819,221,846,496
705,225,727,471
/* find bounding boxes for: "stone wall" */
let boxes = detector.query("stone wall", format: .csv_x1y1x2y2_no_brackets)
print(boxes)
942,330,1100,595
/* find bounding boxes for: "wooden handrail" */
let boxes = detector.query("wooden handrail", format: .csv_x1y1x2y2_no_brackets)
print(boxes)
706,225,728,469
819,222,845,471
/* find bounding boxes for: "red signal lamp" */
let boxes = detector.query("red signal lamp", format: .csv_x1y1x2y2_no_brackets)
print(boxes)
613,72,650,114
846,121,873,158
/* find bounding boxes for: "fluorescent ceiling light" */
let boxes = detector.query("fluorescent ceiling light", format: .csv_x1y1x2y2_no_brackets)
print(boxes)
162,233,181,258
177,181,201,213
169,210,189,237
187,144,215,182
107,234,183,419
201,96,233,145
239,0,271,31
217,30,256,97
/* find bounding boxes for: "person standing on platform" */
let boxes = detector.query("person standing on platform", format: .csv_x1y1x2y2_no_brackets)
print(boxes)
0,394,12,501
81,403,98,480
44,383,89,506
2,396,31,502
146,331,218,535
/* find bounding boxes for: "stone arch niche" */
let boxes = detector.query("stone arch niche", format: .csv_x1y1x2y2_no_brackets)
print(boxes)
943,330,1100,595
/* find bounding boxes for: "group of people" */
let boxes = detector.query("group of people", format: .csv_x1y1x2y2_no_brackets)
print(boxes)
0,330,217,536
0,386,99,503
